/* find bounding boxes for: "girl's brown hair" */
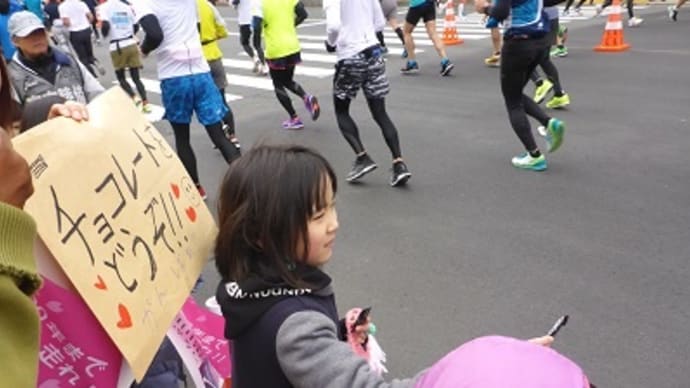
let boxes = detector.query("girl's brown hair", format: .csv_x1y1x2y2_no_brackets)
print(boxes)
214,144,337,287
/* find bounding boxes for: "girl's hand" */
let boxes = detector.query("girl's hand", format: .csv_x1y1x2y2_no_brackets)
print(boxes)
527,335,554,347
352,317,371,345
47,101,89,122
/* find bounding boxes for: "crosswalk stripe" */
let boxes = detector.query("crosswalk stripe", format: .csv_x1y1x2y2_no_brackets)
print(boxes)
221,58,334,78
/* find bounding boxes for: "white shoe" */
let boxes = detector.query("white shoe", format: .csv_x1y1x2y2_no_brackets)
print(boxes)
252,58,261,73
628,17,643,27
595,5,603,16
260,63,269,76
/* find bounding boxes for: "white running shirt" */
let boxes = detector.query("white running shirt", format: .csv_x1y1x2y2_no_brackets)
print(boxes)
59,0,92,32
237,0,252,25
130,0,209,80
98,0,137,51
324,0,385,61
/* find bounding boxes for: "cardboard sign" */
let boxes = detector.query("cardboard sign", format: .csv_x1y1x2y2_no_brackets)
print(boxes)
36,277,123,388
168,298,232,388
13,88,218,380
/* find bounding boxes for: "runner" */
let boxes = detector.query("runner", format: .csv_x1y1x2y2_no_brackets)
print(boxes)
400,0,454,75
530,5,570,109
668,0,687,21
258,0,320,129
130,0,241,198
596,0,643,27
98,0,151,113
197,0,240,148
233,0,266,74
484,13,501,67
375,0,405,56
250,0,267,75
324,0,412,186
475,0,566,172
58,0,104,76
550,23,568,57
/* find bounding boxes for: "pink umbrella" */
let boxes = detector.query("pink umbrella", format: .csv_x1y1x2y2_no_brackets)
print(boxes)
415,336,592,388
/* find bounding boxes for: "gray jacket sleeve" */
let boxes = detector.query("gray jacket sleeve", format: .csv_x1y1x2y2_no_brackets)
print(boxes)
76,61,105,102
276,311,423,388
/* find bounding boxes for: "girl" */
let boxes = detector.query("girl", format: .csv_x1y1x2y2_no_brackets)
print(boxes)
214,145,590,387
214,144,419,387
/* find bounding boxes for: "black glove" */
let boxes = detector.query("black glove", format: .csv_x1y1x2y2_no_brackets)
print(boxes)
324,40,336,53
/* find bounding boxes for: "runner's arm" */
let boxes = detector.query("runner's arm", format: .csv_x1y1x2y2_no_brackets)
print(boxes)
483,0,510,21
294,1,308,26
138,14,163,55
324,0,340,47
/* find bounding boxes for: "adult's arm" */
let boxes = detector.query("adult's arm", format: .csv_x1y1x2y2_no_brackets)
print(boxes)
0,203,41,388
324,0,340,47
484,0,510,21
276,311,425,388
294,1,307,26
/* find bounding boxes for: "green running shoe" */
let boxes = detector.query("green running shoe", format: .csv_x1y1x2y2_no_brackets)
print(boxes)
551,46,569,57
546,93,571,109
546,118,565,153
534,80,553,104
511,152,547,171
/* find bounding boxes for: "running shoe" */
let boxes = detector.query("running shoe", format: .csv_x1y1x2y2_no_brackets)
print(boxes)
484,52,501,67
595,4,603,16
282,117,305,130
511,152,547,171
534,80,554,104
400,60,419,74
252,58,261,73
196,184,208,200
304,95,320,121
546,93,571,109
380,46,389,55
141,102,152,114
390,161,411,187
573,7,583,15
346,154,377,182
562,9,570,16
669,5,678,21
545,118,565,153
440,59,454,76
401,49,408,58
550,46,568,57
628,17,643,27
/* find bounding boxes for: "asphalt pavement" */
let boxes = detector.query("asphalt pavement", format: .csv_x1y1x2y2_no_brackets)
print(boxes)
91,5,690,387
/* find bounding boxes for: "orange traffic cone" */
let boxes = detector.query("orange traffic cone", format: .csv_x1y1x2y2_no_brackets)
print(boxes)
442,0,463,46
594,0,630,52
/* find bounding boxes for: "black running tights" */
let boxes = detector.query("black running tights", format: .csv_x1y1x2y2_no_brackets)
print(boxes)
500,38,552,152
170,121,239,184
530,58,564,96
70,28,96,76
115,68,147,101
269,66,306,118
239,25,255,59
334,96,402,159
602,0,634,18
252,17,265,64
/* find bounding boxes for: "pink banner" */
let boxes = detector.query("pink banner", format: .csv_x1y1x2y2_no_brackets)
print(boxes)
169,297,232,387
35,277,122,388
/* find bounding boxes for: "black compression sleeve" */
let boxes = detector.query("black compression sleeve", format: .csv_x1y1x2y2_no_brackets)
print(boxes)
139,14,164,55
294,1,308,26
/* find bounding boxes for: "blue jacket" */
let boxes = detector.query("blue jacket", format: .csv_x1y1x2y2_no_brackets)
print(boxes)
0,0,25,60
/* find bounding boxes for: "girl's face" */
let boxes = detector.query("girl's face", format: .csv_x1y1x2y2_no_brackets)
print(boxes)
302,178,339,267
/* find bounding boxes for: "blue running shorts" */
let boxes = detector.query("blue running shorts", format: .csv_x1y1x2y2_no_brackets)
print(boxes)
160,72,228,125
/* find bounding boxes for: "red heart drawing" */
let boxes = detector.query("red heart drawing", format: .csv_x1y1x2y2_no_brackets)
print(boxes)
94,275,107,290
171,183,180,199
185,207,197,223
116,304,133,329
